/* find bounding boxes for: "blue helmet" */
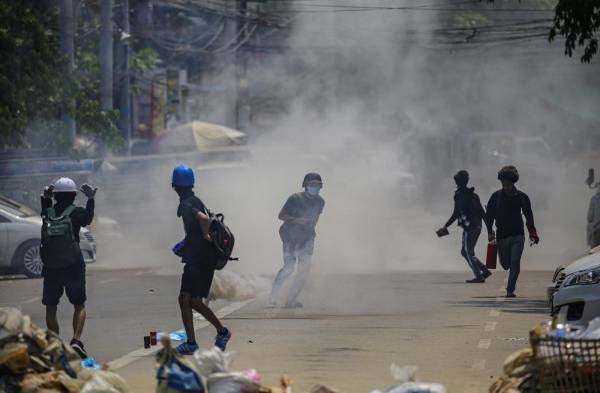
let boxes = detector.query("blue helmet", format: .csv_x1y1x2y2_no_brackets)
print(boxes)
172,165,195,187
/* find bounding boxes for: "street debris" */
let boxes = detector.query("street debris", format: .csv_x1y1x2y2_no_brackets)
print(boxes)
370,364,446,393
157,339,295,393
0,307,130,393
156,336,203,393
491,317,600,392
489,348,540,393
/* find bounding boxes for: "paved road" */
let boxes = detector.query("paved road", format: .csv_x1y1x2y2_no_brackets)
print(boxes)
0,268,552,392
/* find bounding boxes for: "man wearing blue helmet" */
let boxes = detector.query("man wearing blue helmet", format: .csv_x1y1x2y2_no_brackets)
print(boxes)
171,164,231,354
269,172,325,309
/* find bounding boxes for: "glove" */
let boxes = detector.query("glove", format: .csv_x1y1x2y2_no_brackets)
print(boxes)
529,228,540,245
80,183,98,199
42,185,54,199
172,239,186,258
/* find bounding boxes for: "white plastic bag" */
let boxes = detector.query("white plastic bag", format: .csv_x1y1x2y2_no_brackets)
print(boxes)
384,382,447,393
384,364,446,393
206,372,260,393
389,364,417,383
81,374,121,393
193,347,234,379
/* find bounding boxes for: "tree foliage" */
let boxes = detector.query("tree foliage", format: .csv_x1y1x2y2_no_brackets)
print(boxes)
549,0,600,63
0,1,62,147
486,0,600,63
0,1,123,154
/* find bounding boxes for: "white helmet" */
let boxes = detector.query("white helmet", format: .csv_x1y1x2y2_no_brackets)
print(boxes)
53,177,77,193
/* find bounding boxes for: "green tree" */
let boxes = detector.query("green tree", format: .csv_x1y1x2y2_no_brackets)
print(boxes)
486,0,600,63
549,1,600,63
0,1,123,154
0,1,63,147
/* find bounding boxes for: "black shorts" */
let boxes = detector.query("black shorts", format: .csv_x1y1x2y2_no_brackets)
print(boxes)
42,262,86,306
180,263,215,299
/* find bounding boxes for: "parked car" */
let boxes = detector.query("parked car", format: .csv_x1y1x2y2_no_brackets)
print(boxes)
0,197,96,278
550,246,600,324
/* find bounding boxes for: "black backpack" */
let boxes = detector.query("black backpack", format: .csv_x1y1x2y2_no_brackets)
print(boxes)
41,205,81,268
207,212,238,270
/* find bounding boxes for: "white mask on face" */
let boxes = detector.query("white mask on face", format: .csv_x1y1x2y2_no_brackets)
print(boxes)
306,186,321,196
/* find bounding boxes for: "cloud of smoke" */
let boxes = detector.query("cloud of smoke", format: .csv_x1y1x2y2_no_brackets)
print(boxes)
94,0,597,284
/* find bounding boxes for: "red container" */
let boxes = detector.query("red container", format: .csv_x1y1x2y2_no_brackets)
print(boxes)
486,242,497,269
150,331,157,346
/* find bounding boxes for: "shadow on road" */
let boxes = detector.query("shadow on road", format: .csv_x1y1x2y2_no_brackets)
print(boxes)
449,297,550,315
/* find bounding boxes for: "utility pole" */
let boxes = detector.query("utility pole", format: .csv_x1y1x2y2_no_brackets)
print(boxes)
59,0,76,142
237,0,249,131
100,0,114,112
223,1,238,129
118,0,131,153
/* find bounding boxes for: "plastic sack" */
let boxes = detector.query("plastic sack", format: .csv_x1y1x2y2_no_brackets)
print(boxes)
156,337,203,393
385,364,446,393
82,358,101,370
390,364,417,383
206,373,260,393
193,347,233,379
242,369,261,385
81,374,121,393
79,370,130,393
384,383,447,393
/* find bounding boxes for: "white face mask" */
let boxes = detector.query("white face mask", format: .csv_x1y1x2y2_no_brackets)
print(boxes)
306,186,321,196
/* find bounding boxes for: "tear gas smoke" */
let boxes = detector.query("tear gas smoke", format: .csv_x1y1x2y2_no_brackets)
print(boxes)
95,0,596,282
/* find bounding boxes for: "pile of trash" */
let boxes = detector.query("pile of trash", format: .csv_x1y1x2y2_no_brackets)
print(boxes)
0,307,129,393
489,317,600,393
155,337,446,393
489,348,540,393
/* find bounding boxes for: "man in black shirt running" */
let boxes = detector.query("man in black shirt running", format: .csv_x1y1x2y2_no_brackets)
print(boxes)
485,166,539,298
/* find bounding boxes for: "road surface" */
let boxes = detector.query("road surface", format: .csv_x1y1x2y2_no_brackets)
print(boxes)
0,267,552,392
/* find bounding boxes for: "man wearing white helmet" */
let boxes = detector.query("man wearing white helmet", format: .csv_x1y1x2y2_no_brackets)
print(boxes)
40,177,97,358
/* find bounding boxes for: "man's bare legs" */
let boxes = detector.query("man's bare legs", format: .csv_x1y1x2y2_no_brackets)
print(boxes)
179,292,197,344
179,292,224,341
72,304,86,341
46,305,59,334
191,297,224,332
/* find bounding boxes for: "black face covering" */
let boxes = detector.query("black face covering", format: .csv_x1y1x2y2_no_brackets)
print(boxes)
175,186,194,217
54,192,76,206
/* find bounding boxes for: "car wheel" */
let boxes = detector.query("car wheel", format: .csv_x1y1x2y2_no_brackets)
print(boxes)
13,240,43,278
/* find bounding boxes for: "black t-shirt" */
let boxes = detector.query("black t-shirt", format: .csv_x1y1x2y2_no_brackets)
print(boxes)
485,189,535,240
280,192,325,244
178,192,217,268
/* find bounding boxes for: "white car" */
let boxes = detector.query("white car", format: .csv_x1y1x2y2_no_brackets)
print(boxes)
0,198,96,278
551,246,600,324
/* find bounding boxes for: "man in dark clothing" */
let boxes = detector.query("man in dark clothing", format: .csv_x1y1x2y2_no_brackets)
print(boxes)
40,177,97,358
439,170,492,283
269,172,325,309
171,164,231,355
485,165,539,298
